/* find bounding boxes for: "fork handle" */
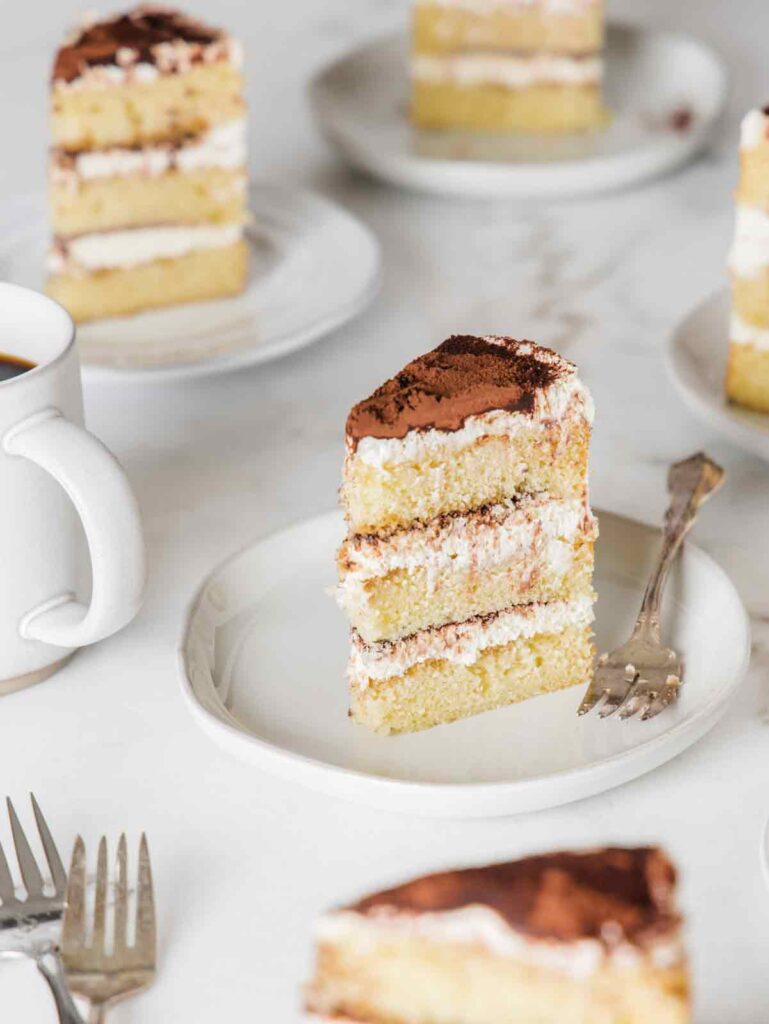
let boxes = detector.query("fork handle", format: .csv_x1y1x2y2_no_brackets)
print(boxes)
35,949,87,1024
634,452,724,639
87,1003,107,1024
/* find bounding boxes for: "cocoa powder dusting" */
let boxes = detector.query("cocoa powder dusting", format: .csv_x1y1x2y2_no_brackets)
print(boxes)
53,5,222,83
345,336,573,447
350,848,678,948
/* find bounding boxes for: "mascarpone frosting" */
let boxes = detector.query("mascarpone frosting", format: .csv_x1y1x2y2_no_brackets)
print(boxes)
348,384,593,469
349,593,594,684
412,54,603,88
48,221,244,274
337,495,594,596
51,118,247,186
729,204,769,278
740,108,769,150
315,906,682,980
730,312,769,350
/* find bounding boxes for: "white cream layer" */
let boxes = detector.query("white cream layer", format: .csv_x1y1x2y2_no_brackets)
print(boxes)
412,53,603,88
315,908,683,980
349,385,593,471
729,204,769,278
48,222,243,274
51,119,247,186
350,594,594,684
730,313,769,350
740,108,769,150
338,495,593,591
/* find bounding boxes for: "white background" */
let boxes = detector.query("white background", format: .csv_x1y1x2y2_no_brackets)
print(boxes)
1,0,769,1020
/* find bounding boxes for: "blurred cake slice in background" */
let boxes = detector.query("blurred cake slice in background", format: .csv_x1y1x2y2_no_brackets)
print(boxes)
337,335,596,734
47,5,249,322
411,0,607,135
306,847,690,1024
727,107,769,411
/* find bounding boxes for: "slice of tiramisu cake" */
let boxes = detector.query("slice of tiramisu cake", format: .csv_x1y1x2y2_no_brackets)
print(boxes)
411,0,607,134
47,5,248,322
305,848,690,1024
337,335,597,734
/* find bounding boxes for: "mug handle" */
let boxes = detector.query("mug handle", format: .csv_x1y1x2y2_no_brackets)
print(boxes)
3,407,145,648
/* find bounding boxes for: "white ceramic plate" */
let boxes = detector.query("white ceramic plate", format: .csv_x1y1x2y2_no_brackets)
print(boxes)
180,508,749,819
310,24,727,200
667,290,769,463
0,184,381,382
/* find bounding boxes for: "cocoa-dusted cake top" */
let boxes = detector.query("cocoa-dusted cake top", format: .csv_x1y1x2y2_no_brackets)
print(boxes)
53,5,227,83
350,848,679,947
345,335,576,447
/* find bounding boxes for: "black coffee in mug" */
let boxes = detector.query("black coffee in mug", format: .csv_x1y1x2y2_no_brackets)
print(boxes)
0,353,35,382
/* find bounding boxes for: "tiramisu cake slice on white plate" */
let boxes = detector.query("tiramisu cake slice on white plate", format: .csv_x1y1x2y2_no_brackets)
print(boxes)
305,848,690,1024
337,335,597,735
47,5,249,322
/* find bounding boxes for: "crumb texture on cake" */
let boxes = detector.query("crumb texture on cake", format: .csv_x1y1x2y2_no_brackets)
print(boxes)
338,521,595,643
51,62,245,151
343,416,591,536
46,240,248,322
412,81,607,133
51,166,246,235
350,622,593,734
308,934,689,1024
350,594,595,681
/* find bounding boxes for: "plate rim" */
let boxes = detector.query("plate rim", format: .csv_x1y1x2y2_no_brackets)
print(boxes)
309,21,729,200
666,287,769,462
178,507,751,815
0,181,382,383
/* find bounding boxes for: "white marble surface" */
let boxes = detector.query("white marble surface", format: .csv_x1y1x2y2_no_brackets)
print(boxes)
1,0,769,1020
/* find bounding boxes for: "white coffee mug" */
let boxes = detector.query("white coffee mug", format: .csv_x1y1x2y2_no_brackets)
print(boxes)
0,282,145,695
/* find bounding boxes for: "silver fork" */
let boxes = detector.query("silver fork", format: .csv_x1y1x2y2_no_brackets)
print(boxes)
578,452,725,721
0,795,84,1024
61,833,156,1024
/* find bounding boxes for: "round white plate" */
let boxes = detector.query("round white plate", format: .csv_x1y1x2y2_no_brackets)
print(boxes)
667,290,769,462
310,24,727,200
0,184,381,382
180,508,749,819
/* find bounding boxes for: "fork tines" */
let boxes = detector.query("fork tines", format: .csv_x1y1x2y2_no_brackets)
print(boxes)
0,795,66,928
578,658,682,721
62,832,156,971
